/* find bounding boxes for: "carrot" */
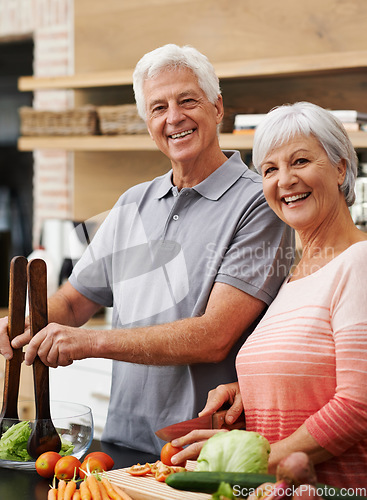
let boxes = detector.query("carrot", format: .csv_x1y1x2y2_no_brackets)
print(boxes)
48,488,58,500
64,480,77,500
101,477,123,500
98,481,110,500
86,475,102,500
58,479,67,500
111,483,134,500
79,481,92,500
72,491,80,500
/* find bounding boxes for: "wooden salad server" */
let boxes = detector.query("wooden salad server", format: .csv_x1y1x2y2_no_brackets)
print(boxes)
0,256,27,437
26,258,61,458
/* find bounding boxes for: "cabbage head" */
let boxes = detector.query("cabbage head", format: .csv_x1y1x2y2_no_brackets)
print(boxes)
196,430,270,473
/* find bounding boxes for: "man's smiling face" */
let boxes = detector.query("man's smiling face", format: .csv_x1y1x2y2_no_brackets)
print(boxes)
143,66,223,169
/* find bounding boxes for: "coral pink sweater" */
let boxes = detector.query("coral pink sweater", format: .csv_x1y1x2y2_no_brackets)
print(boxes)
236,241,367,489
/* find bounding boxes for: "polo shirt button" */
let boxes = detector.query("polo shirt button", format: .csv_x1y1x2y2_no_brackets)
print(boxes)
173,214,179,221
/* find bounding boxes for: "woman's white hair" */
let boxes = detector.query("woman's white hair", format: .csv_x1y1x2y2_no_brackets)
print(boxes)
132,44,221,120
252,101,358,206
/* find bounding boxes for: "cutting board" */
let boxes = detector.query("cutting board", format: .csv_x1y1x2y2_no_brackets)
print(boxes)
106,460,211,500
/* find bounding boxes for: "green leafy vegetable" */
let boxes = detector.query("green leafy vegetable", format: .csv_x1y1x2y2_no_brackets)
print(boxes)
211,481,235,499
0,420,32,461
0,421,74,461
60,438,74,456
196,430,270,474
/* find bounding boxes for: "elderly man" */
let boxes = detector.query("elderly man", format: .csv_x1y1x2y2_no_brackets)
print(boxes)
0,44,294,454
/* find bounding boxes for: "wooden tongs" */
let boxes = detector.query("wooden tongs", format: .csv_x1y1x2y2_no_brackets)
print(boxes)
0,256,61,458
0,256,27,436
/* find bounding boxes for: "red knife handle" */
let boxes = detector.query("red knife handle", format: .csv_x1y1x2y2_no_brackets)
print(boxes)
212,409,246,430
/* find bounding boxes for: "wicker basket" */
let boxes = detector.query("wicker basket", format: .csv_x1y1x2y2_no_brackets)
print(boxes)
97,104,148,135
19,106,98,136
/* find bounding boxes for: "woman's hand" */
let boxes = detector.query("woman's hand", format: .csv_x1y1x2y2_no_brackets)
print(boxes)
169,382,244,465
199,382,243,425
170,429,227,464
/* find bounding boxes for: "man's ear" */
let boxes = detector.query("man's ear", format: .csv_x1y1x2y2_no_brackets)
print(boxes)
215,94,225,125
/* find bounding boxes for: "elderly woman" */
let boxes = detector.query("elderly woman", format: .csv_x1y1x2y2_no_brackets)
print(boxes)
171,102,367,489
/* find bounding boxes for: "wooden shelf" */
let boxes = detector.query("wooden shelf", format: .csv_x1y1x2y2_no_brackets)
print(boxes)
18,50,367,91
18,135,158,151
17,133,255,151
17,131,367,152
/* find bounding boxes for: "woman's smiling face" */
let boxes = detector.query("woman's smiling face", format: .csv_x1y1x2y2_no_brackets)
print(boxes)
260,134,347,232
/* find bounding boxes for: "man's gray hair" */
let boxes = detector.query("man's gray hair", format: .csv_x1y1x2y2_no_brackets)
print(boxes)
133,44,221,120
252,101,358,206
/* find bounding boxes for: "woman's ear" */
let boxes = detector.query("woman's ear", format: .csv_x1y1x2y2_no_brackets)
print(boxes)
337,159,347,186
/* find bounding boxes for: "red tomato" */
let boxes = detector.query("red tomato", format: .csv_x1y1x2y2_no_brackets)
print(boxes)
127,463,151,476
155,462,173,482
160,442,186,467
35,451,62,478
84,451,114,470
54,455,82,480
79,457,106,479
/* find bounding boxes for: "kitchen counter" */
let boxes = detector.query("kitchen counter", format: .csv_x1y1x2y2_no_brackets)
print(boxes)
0,440,159,500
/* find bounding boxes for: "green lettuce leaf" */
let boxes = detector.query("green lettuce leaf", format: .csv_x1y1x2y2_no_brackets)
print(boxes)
0,420,32,461
0,421,74,461
196,429,270,473
60,438,74,456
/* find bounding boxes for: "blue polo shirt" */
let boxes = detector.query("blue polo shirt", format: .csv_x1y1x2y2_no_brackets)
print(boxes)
69,150,294,453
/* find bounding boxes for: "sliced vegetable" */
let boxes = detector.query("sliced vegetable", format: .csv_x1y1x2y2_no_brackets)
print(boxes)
126,462,152,476
155,464,172,482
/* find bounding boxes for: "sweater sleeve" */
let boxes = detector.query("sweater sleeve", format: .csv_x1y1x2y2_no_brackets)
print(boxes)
305,244,367,456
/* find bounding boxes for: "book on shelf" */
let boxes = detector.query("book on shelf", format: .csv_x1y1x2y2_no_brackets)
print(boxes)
330,110,367,123
342,122,361,132
232,110,367,134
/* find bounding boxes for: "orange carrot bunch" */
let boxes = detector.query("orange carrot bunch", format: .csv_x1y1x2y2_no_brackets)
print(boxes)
47,476,132,500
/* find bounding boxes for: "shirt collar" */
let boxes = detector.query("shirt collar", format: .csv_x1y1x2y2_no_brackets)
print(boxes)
154,150,248,201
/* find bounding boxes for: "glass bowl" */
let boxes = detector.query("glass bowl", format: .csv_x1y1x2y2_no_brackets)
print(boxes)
0,401,93,470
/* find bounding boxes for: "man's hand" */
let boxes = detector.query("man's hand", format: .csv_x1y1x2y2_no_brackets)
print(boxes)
0,315,31,360
12,323,99,368
0,315,11,360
